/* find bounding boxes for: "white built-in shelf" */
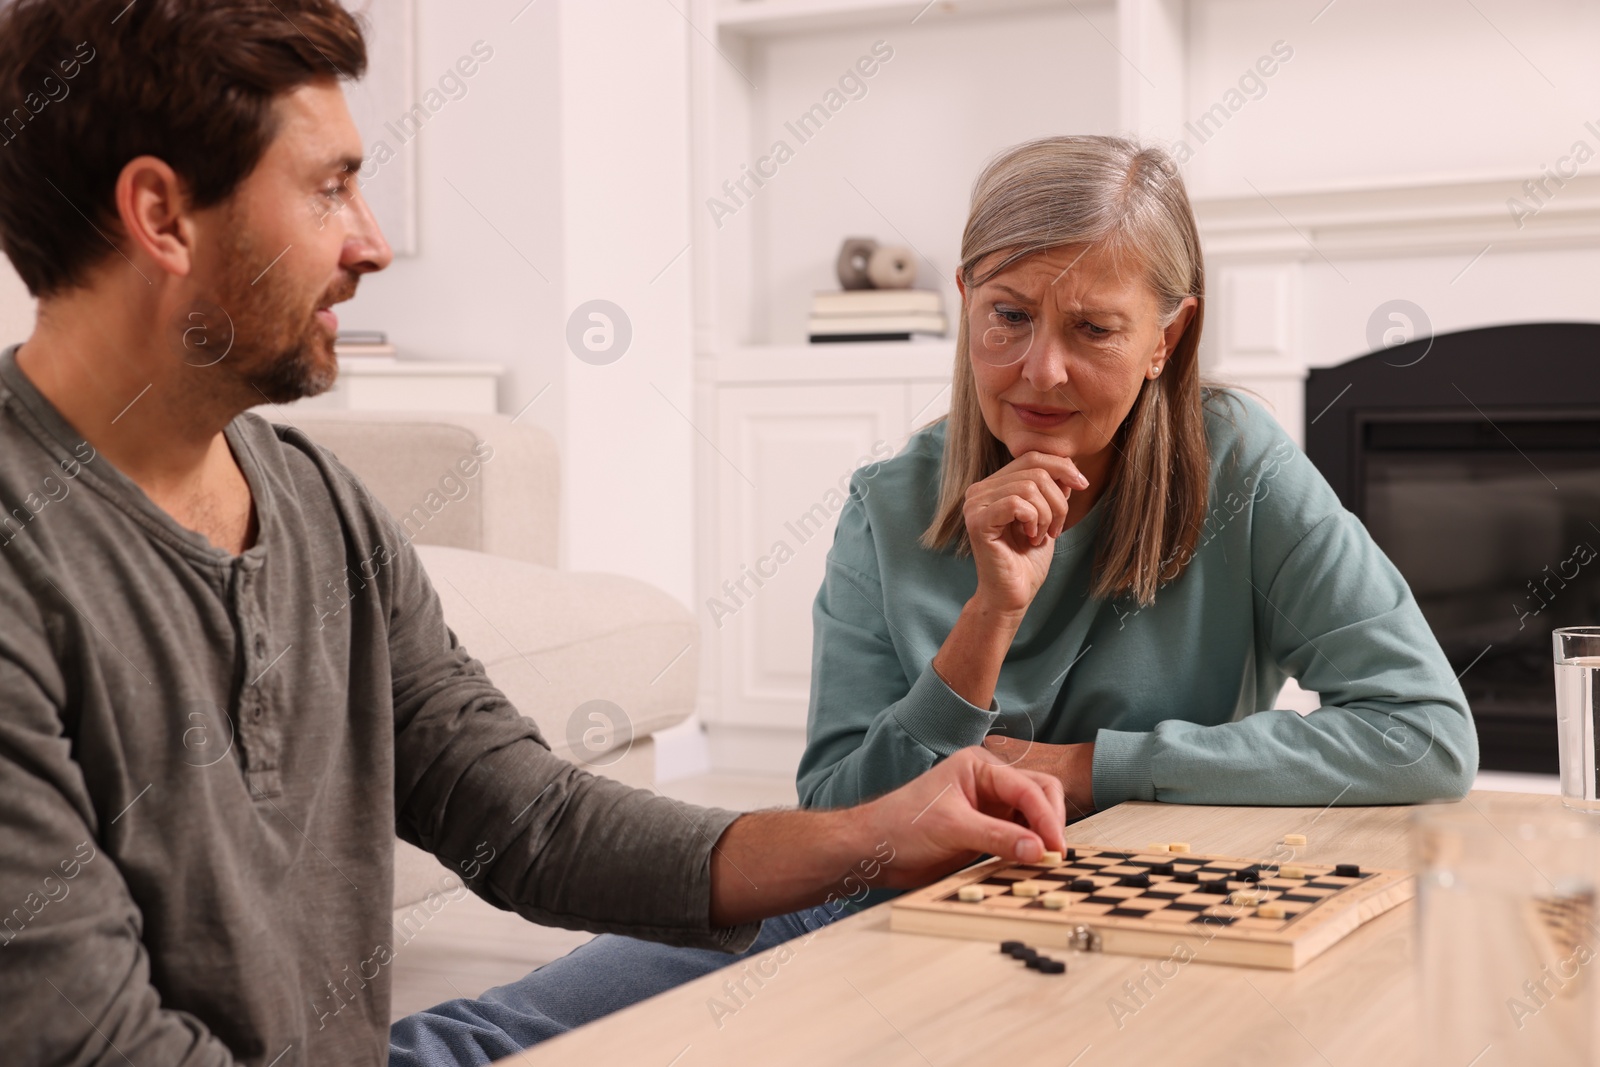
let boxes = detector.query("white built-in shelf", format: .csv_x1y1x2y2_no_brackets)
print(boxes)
327,359,504,378
711,341,955,383
696,0,1133,350
713,0,1089,37
255,359,503,418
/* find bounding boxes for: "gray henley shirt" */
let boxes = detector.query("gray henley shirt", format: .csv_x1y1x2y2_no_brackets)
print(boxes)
0,346,756,1066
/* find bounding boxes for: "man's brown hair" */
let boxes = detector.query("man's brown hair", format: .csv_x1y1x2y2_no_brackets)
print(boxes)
0,0,368,298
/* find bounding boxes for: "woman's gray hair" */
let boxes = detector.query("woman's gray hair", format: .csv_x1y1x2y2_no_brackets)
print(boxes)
960,136,1201,325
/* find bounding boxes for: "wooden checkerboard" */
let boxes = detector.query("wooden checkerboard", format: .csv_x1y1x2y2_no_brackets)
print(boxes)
889,844,1414,970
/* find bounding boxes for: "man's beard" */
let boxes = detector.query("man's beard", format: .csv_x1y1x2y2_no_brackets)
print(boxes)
194,232,358,407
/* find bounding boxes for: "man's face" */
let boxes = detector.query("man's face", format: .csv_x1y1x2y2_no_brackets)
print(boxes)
186,80,391,405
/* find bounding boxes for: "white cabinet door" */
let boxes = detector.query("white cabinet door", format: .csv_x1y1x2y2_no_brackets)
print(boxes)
907,381,953,437
708,384,909,730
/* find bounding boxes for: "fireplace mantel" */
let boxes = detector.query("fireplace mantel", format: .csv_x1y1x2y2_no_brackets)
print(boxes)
1195,172,1600,261
1190,173,1600,447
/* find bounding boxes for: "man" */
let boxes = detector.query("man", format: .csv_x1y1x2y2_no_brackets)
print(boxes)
0,1,1066,1064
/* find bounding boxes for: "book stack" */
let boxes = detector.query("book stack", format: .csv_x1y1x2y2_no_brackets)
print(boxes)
334,330,398,364
808,290,947,343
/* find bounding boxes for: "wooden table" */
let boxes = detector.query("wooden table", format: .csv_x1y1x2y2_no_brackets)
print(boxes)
495,792,1549,1067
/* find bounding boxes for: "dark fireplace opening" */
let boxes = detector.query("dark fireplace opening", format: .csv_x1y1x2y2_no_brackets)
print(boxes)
1305,323,1600,774
1362,415,1600,771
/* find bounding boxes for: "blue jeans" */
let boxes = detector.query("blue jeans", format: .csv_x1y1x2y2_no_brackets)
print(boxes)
388,904,843,1066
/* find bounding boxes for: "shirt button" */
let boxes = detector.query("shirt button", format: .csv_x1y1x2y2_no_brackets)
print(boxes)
254,636,266,657
252,706,263,721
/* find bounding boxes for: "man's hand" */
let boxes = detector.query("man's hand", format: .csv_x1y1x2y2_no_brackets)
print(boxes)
708,747,1066,927
860,747,1067,890
982,736,1097,823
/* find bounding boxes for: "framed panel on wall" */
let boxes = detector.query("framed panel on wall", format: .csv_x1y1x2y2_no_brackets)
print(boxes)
340,0,417,256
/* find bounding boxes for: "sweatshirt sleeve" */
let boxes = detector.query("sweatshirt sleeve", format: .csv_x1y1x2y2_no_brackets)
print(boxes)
362,487,759,952
796,482,997,810
1092,424,1479,808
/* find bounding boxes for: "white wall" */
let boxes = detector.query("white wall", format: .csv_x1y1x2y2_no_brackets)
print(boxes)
340,0,569,504
0,258,32,346
343,0,704,775
340,0,700,615
1181,0,1600,197
555,2,696,609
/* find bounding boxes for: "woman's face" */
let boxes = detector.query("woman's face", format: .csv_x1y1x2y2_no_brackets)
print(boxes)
958,243,1196,478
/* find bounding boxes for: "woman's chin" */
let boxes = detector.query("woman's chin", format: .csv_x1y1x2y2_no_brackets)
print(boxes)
1002,426,1079,459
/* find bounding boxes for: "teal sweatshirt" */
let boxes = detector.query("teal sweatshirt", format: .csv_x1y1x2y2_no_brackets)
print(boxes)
795,390,1478,811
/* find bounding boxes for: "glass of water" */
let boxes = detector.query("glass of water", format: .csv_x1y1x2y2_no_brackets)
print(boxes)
1415,801,1600,1067
1555,627,1600,813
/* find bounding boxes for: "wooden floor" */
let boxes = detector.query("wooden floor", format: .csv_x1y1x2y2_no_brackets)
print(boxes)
387,772,798,1021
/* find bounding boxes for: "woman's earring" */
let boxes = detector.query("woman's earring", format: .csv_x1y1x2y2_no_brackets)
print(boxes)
1150,364,1164,379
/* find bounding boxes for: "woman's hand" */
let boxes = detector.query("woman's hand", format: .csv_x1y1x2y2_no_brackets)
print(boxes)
930,452,1090,711
962,451,1090,618
963,454,1099,820
982,736,1097,822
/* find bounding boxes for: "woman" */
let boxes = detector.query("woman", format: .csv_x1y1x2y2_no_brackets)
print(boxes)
390,136,1476,1064
798,134,1476,815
